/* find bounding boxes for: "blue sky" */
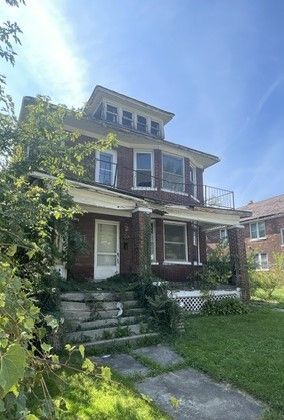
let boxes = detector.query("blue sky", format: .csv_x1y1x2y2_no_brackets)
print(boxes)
2,0,284,206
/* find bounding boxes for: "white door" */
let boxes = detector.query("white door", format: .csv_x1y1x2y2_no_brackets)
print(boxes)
94,220,120,280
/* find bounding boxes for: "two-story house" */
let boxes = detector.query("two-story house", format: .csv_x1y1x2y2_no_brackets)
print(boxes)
21,86,250,289
207,194,284,270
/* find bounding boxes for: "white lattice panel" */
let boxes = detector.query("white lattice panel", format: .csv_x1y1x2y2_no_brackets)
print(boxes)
169,289,241,313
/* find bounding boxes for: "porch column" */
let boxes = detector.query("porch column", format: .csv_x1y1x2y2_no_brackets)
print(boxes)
132,207,152,276
227,225,250,301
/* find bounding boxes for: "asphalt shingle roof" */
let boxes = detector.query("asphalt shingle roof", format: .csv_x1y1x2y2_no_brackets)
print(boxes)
239,194,284,221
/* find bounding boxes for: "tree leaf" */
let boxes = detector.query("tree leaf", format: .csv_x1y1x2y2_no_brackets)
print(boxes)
0,344,26,397
6,244,17,257
78,344,85,359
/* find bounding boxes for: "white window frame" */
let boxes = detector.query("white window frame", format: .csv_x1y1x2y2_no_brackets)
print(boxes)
189,163,197,198
163,221,188,264
250,221,266,240
151,220,156,262
105,103,118,124
133,150,155,190
150,120,160,137
254,253,269,271
122,109,133,128
95,150,117,186
162,153,185,194
136,115,147,133
281,228,284,246
192,223,201,265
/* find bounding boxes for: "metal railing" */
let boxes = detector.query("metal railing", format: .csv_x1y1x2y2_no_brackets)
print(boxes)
93,157,235,209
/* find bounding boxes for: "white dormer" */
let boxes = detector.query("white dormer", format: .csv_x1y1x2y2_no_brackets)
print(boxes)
84,85,174,140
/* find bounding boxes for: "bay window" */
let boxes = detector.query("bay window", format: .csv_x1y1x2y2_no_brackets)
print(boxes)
162,154,184,192
164,222,187,262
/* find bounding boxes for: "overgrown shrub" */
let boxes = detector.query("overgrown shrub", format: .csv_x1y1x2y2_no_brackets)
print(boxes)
202,297,249,315
200,242,232,289
135,275,183,334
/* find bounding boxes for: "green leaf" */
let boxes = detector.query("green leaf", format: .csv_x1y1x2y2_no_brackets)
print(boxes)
65,344,76,353
41,343,53,354
78,344,85,359
44,315,58,330
26,248,36,260
0,344,27,397
82,358,94,373
6,244,17,257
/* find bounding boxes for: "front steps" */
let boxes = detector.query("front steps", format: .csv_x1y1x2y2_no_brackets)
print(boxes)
60,290,158,351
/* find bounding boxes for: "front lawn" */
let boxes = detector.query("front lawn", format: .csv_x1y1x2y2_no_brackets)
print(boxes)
172,306,284,418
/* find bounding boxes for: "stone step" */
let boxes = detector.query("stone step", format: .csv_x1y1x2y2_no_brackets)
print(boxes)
61,291,136,302
83,333,159,351
61,299,140,313
79,316,139,331
62,306,145,322
65,323,148,343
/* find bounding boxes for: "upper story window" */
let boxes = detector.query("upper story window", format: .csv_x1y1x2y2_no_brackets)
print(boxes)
122,110,133,128
254,253,268,270
162,154,184,193
106,105,118,123
250,221,266,240
189,163,197,198
137,115,147,133
134,151,153,188
95,150,117,186
164,222,187,262
151,120,160,136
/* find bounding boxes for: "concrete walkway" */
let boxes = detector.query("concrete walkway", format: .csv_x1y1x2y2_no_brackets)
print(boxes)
93,345,264,420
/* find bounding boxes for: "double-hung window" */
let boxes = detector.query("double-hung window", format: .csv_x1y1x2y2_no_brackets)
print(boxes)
281,228,284,245
122,110,133,128
162,154,184,193
96,151,116,186
134,151,153,188
254,253,268,270
106,104,118,123
151,120,160,136
250,221,266,240
164,222,187,262
137,115,147,133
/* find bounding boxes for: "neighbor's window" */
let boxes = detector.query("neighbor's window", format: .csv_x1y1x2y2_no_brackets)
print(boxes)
220,228,228,242
281,228,284,245
250,221,266,239
164,223,187,261
137,115,147,133
151,221,156,261
122,110,133,128
162,154,184,192
135,152,153,188
254,253,268,270
106,104,118,123
150,120,160,136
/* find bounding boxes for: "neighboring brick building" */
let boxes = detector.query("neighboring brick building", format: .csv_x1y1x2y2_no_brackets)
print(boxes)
207,195,284,270
21,86,250,287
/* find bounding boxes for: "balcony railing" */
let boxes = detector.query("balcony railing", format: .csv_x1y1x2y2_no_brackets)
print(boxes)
93,157,235,210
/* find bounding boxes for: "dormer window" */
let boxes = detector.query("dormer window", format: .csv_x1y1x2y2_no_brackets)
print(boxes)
137,115,147,133
151,121,160,136
106,104,118,123
122,110,132,128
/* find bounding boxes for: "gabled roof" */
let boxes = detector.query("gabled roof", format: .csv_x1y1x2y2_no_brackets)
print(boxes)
239,194,284,221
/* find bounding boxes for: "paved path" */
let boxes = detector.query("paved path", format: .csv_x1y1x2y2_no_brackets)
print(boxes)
93,345,264,419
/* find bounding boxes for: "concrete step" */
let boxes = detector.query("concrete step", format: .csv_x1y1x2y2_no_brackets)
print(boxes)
61,291,136,302
84,333,159,351
65,323,148,343
79,316,138,331
62,307,146,322
61,300,140,313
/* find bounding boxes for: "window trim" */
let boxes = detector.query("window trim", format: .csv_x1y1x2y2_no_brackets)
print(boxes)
150,120,160,137
249,221,266,240
122,109,133,128
162,152,185,193
254,252,269,271
163,221,188,263
150,220,156,262
281,228,284,246
95,150,117,186
189,163,197,198
133,150,154,190
105,103,118,124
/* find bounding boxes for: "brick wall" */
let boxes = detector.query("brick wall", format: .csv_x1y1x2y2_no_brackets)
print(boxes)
71,212,205,283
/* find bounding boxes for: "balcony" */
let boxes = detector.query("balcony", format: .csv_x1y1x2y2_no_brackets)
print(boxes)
93,157,235,210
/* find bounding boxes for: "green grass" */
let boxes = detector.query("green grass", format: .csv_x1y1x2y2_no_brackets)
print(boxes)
171,306,284,418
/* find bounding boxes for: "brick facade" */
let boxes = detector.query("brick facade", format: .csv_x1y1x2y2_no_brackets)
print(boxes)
71,212,206,282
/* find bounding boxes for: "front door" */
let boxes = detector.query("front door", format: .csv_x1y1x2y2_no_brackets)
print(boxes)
94,220,120,280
